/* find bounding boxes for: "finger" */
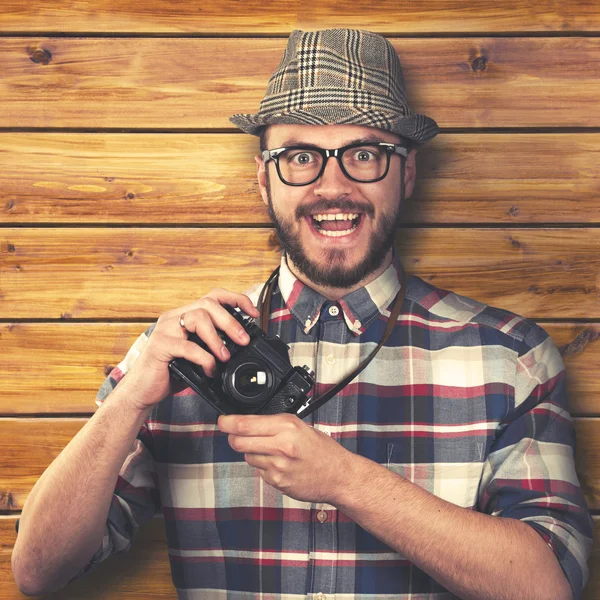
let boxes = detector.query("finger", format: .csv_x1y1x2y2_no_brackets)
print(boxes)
244,454,272,470
180,306,235,361
227,434,280,456
148,330,218,376
188,301,251,348
162,290,259,323
179,338,219,377
218,413,300,436
205,289,260,318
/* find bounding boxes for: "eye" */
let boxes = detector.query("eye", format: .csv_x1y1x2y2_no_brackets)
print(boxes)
289,151,317,165
353,148,376,162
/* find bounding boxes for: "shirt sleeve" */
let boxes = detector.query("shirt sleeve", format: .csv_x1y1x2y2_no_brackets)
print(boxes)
478,321,594,600
73,327,161,580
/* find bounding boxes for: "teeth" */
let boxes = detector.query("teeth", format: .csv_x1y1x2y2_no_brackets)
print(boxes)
312,213,358,222
316,224,358,237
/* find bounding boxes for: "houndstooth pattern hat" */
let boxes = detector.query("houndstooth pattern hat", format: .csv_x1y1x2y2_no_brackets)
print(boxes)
230,29,439,146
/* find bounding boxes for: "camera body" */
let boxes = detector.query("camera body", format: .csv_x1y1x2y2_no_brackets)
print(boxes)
168,306,315,415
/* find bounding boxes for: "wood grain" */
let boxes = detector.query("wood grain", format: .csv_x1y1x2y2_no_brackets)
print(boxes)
2,38,600,128
549,324,600,416
1,323,598,416
1,228,598,319
1,133,599,225
0,418,598,512
0,323,143,414
0,516,174,599
1,0,599,33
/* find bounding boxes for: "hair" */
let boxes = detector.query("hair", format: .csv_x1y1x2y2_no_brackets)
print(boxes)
259,127,269,152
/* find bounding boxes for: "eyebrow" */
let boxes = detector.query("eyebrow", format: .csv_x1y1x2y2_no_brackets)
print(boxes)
275,135,390,149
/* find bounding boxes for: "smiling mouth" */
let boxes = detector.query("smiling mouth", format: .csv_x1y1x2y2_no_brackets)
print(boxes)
310,212,363,237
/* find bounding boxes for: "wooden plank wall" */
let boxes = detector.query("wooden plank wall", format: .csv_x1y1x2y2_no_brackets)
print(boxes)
0,2,599,597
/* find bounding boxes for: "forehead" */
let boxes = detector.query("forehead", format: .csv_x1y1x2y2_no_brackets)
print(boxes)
266,124,402,147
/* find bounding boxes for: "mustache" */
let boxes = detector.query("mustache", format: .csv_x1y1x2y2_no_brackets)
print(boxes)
295,199,375,220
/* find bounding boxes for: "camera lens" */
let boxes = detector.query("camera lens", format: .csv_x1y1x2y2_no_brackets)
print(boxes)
235,365,268,397
224,359,274,406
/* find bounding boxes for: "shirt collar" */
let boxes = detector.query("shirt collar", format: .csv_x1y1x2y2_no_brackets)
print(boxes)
277,253,404,336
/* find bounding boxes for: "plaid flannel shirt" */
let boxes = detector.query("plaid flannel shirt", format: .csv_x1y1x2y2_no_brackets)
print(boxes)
90,255,593,599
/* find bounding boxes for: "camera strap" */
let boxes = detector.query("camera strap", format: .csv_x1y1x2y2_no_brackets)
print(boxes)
257,264,407,420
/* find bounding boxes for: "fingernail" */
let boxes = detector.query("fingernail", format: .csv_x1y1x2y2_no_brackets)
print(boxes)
239,329,250,342
221,346,230,359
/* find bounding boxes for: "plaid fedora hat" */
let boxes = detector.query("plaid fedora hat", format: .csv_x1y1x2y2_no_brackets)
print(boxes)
230,28,439,146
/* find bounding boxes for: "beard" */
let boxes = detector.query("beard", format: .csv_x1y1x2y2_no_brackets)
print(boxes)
265,172,405,290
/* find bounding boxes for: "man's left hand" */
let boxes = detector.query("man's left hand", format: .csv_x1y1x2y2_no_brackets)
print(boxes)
218,413,354,504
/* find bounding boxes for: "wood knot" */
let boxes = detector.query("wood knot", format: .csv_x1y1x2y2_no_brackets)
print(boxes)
560,328,600,358
6,200,15,211
471,56,487,72
7,243,15,252
508,205,520,217
126,192,135,200
29,48,52,65
0,491,15,510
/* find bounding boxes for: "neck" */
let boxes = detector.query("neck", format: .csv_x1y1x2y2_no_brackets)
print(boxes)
286,250,394,301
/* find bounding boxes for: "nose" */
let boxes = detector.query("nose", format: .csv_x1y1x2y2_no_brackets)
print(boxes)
312,154,353,198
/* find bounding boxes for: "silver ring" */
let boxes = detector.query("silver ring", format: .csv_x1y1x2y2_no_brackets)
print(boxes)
179,312,187,330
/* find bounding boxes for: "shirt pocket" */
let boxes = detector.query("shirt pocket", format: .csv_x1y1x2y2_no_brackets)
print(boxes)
384,442,485,510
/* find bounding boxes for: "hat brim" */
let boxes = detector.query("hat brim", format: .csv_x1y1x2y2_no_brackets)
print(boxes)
229,108,439,147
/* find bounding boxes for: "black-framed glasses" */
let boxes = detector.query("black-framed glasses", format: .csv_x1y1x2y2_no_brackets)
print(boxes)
261,142,408,186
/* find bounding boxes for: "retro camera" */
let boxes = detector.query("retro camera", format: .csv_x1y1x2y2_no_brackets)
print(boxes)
168,306,315,415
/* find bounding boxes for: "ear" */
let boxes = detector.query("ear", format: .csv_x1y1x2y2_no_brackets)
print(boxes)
255,155,269,206
403,149,418,200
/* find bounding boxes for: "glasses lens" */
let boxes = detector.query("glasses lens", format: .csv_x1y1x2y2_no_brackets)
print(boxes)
341,145,390,182
276,148,324,185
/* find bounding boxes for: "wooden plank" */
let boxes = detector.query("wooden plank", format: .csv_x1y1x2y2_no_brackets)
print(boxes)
0,516,174,599
0,323,143,414
1,323,598,416
549,324,600,417
576,419,600,513
0,418,598,512
0,419,87,512
1,0,599,34
2,38,600,129
1,133,599,225
1,228,598,320
1,515,599,599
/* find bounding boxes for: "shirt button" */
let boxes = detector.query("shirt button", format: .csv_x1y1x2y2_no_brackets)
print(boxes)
325,353,335,365
305,318,312,329
314,594,326,600
328,305,340,316
353,319,362,329
317,510,328,523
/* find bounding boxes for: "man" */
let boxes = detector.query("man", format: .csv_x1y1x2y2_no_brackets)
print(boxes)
12,28,592,600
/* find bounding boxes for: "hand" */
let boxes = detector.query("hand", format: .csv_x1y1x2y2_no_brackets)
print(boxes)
218,413,354,504
118,289,260,412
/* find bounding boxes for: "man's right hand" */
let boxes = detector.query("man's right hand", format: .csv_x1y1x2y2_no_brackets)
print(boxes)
118,288,260,412
11,292,260,596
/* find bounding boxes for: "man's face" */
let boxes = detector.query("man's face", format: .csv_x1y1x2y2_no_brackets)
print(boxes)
255,124,417,290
